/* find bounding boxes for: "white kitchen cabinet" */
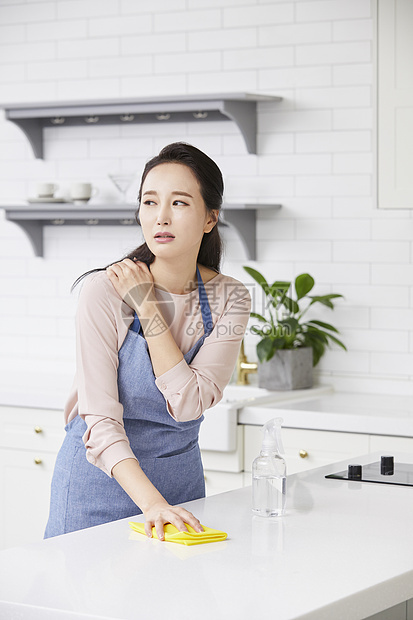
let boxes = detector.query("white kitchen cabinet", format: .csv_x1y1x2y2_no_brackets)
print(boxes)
0,448,58,549
201,425,244,474
205,424,413,495
243,426,370,474
0,406,65,550
377,0,413,208
203,470,245,497
369,434,413,453
202,426,246,495
1,403,412,550
365,600,409,620
0,406,65,453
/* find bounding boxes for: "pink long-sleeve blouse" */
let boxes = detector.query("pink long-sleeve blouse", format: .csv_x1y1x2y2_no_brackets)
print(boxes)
64,269,251,477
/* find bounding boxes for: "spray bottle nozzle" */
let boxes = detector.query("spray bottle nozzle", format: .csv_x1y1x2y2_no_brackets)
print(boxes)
261,417,285,454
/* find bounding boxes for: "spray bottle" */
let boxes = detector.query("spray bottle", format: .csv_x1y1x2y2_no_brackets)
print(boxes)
252,417,286,517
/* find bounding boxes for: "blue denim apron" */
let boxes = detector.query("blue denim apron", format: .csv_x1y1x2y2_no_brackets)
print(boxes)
44,267,213,538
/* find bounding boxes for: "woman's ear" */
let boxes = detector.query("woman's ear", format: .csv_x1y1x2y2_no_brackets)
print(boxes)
203,210,219,233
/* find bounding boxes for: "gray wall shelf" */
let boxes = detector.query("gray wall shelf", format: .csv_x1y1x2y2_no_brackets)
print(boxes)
3,203,281,260
2,93,281,158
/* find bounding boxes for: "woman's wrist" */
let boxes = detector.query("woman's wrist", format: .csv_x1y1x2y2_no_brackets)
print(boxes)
111,458,166,512
141,498,169,515
124,289,157,318
137,300,160,321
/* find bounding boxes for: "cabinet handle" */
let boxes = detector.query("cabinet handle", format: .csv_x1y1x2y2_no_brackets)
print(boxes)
299,449,308,459
34,426,43,434
34,458,43,465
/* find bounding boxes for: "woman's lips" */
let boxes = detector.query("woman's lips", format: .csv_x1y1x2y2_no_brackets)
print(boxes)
154,233,175,243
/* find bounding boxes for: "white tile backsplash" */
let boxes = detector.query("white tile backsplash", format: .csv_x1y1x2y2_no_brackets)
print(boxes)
332,19,373,42
224,47,294,71
259,66,332,89
0,2,57,24
296,0,371,23
333,64,373,86
223,3,294,28
154,51,221,75
258,22,332,46
295,218,371,241
371,308,413,331
296,174,371,197
89,14,152,37
344,328,409,353
295,42,371,65
56,0,119,20
154,8,221,32
296,85,371,109
121,33,186,56
188,69,258,94
0,41,55,64
27,59,88,82
333,284,409,309
371,220,413,240
333,153,373,174
333,108,373,131
0,0,412,396
258,239,332,262
259,153,332,176
333,241,410,264
120,0,185,14
26,19,88,42
0,64,25,83
188,0,253,7
121,73,187,97
371,263,413,285
259,110,332,134
332,196,373,218
0,23,25,44
371,352,413,377
188,27,257,51
57,37,120,60
88,55,154,78
296,131,371,153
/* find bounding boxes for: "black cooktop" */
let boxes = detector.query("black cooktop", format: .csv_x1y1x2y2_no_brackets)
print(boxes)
326,456,413,487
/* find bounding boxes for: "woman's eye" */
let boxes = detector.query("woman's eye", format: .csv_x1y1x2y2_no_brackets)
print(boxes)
143,200,156,206
173,200,188,206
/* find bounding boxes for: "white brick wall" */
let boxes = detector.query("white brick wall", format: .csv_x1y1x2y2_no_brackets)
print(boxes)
0,0,412,398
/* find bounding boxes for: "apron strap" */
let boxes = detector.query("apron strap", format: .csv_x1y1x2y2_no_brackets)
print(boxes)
129,266,214,338
130,310,143,334
196,266,213,337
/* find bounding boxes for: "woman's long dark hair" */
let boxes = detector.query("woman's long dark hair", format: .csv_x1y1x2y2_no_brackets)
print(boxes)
71,142,224,291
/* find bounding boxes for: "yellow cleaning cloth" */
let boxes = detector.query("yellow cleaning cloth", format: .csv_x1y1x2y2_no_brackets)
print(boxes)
129,522,227,546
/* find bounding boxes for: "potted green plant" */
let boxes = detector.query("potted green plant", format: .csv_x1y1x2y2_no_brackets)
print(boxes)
243,267,347,390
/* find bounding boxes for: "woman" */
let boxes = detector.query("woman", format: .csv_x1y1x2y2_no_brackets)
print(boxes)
44,142,251,541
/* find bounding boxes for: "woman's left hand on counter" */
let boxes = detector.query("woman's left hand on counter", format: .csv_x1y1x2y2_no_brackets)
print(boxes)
144,501,204,541
106,259,156,314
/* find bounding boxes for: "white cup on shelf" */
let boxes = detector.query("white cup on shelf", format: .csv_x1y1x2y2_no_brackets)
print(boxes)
70,183,99,204
37,183,58,198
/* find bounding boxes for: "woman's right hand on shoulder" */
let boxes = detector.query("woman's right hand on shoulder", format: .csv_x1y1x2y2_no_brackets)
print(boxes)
144,501,204,541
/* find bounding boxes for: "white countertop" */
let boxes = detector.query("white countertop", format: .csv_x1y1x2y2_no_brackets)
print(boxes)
0,388,67,410
1,452,413,620
239,392,413,437
0,367,73,410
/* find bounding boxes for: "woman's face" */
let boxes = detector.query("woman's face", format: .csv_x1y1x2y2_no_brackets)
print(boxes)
139,162,217,262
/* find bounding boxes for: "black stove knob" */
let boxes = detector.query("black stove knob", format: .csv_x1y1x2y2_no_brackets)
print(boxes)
348,464,362,480
381,455,394,475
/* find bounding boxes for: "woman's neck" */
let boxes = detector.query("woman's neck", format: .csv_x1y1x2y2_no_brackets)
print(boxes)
150,259,198,295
